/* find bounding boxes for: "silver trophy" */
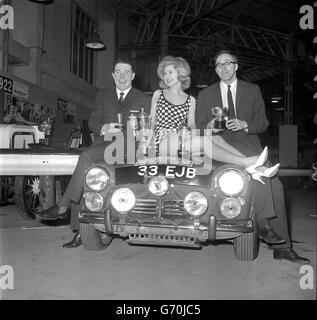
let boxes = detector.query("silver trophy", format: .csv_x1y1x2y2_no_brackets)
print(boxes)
128,111,138,137
115,112,123,129
178,125,191,158
211,106,228,129
137,108,151,156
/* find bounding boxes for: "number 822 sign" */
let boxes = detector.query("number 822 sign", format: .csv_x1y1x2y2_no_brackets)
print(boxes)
0,75,13,94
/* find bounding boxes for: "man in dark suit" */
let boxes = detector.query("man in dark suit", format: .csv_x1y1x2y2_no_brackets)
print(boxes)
197,50,310,263
37,59,150,247
89,62,149,146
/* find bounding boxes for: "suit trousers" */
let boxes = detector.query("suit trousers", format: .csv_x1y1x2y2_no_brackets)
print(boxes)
246,164,291,248
269,177,291,248
217,131,291,249
62,131,131,231
61,141,108,231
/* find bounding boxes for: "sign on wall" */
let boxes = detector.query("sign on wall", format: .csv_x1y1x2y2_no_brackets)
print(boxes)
12,81,29,100
57,98,68,111
0,75,13,94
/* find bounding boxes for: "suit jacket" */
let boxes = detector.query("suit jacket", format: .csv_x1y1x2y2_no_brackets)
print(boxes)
197,79,269,156
88,87,151,144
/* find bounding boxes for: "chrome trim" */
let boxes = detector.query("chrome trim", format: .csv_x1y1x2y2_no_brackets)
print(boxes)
127,233,201,248
130,198,185,216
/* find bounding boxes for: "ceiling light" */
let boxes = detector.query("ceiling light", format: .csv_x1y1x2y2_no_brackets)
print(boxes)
86,30,105,50
29,0,54,3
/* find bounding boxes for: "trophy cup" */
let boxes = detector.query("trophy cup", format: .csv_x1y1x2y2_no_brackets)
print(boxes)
137,108,151,157
211,106,228,129
128,111,138,137
115,112,123,129
178,125,191,159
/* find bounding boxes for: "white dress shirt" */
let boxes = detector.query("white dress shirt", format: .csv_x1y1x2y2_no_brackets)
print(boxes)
116,87,132,102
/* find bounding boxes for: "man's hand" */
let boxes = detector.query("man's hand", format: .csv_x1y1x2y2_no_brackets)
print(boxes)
226,119,248,131
100,123,122,135
207,118,224,133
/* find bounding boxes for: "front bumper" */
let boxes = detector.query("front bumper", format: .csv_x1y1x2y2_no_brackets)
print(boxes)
79,209,254,246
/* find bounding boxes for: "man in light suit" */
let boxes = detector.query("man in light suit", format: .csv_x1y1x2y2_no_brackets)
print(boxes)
37,59,150,247
197,50,310,263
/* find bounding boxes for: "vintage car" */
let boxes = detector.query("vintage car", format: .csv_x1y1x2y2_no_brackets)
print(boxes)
0,120,81,219
78,155,259,261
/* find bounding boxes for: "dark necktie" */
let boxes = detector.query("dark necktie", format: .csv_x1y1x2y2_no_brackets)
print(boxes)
118,92,124,104
227,85,236,119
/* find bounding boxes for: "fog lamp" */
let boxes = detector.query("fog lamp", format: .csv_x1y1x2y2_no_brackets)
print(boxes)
111,188,136,213
84,192,104,212
184,191,208,217
148,175,169,197
220,198,241,219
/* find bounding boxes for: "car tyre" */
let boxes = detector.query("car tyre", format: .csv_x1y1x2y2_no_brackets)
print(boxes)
80,223,112,250
233,223,259,261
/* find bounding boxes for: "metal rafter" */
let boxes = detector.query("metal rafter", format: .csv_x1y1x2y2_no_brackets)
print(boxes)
113,0,290,61
113,0,315,84
167,16,289,61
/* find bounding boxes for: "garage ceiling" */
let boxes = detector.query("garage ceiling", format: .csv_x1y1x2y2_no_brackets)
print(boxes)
109,0,316,91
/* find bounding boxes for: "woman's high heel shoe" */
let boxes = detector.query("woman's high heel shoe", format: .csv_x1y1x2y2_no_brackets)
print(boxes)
246,147,280,184
255,146,268,167
246,147,268,174
249,163,280,184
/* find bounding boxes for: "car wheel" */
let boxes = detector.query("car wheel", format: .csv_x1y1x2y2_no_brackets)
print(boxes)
233,223,259,261
14,175,55,220
80,223,112,250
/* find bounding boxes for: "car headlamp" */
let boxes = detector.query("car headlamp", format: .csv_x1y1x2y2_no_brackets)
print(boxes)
111,188,136,213
85,167,110,191
218,169,245,196
220,197,241,219
184,191,208,217
84,192,104,212
148,175,169,197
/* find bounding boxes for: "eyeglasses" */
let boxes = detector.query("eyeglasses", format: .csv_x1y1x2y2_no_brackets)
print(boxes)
215,61,237,69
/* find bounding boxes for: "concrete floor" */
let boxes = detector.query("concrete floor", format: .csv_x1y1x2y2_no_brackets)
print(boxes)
0,189,316,300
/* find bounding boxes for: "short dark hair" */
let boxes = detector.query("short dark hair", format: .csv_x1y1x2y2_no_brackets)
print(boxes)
213,50,239,66
113,59,134,72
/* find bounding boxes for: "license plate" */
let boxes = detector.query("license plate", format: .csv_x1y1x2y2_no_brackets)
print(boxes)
137,165,196,179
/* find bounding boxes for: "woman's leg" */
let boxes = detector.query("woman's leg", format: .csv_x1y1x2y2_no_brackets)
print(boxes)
212,135,245,157
189,135,258,168
158,133,252,165
156,133,272,172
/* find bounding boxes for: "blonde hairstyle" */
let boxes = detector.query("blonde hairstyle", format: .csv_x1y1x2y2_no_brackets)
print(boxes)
157,56,191,90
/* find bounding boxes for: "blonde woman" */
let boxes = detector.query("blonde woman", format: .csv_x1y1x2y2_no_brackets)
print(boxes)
146,55,276,177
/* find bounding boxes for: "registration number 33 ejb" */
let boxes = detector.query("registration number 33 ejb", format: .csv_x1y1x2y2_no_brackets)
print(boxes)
138,165,196,179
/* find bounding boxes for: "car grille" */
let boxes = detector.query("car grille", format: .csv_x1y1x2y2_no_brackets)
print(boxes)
130,198,185,216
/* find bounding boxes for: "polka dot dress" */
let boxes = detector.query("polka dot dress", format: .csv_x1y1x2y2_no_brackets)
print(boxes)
154,90,191,147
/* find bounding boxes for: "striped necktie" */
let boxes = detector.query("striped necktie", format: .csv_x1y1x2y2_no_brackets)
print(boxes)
118,92,124,104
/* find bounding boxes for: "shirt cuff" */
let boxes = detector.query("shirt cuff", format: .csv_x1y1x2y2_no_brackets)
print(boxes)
244,121,248,133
